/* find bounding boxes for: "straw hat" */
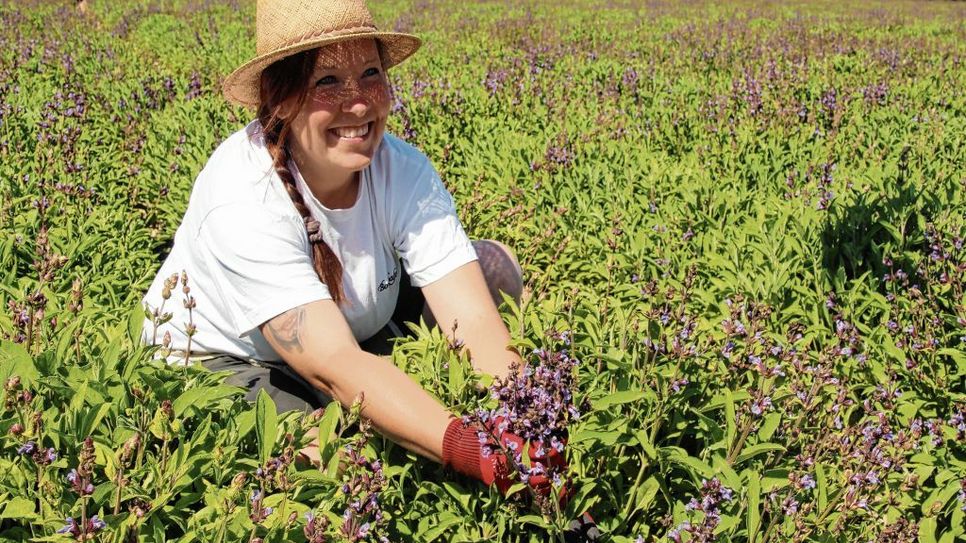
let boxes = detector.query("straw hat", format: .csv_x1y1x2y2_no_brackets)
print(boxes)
222,0,421,107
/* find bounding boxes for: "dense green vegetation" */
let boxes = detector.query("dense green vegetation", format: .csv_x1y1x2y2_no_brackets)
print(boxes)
0,0,964,541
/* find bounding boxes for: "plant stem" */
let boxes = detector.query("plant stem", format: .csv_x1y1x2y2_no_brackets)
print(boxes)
159,436,170,474
618,452,650,529
80,497,88,540
759,506,780,543
214,500,231,543
726,419,754,465
113,467,124,515
35,463,44,519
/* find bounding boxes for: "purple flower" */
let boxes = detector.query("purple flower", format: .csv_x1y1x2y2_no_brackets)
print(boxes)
667,523,688,543
17,441,36,455
56,517,78,536
42,448,57,463
750,396,772,417
820,88,838,116
89,515,106,531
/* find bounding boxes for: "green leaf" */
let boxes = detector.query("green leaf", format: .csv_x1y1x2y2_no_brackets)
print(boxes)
448,353,465,399
758,413,781,441
634,477,660,512
735,443,784,465
566,480,600,519
714,456,741,490
747,473,761,543
440,481,471,511
234,408,256,440
816,463,828,512
921,478,961,516
951,506,965,537
419,512,462,542
633,429,657,460
761,468,790,492
255,389,277,464
128,302,145,344
0,341,39,385
79,402,113,438
70,381,91,412
505,482,527,497
937,348,966,375
0,496,36,519
517,515,550,528
172,385,241,416
317,401,342,467
324,447,341,479
592,390,646,409
918,517,937,543
663,448,713,479
570,429,621,446
723,389,737,447
316,402,342,446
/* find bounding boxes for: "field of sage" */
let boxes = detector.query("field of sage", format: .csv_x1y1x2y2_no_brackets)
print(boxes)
1,0,964,541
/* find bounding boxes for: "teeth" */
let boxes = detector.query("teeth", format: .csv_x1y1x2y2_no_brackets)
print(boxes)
334,124,369,138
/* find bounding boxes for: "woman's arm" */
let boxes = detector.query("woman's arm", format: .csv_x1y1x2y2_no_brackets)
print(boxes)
260,300,451,462
420,260,523,380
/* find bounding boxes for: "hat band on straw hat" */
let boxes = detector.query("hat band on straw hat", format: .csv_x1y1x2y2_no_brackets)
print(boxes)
272,25,377,54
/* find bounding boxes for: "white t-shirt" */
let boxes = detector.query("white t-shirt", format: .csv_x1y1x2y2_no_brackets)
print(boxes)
140,121,477,362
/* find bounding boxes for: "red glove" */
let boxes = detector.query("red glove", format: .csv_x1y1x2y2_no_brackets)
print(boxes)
441,416,567,496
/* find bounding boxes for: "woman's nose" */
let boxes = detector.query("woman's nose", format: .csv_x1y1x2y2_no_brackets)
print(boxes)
343,98,370,116
340,82,371,115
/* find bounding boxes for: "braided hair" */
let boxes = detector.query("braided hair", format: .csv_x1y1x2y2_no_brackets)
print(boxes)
257,48,345,304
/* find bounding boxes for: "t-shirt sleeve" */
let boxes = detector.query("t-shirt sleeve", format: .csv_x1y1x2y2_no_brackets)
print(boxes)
198,203,331,337
390,160,477,287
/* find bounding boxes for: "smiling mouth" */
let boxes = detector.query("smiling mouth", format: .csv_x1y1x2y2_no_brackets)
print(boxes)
329,122,372,141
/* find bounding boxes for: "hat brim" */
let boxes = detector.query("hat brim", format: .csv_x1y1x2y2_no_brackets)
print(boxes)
222,31,421,108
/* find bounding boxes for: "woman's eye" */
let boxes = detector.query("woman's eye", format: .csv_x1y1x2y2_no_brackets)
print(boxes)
363,67,381,77
315,75,337,86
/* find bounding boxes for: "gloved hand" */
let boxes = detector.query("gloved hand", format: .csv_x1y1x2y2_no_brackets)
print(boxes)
441,416,568,496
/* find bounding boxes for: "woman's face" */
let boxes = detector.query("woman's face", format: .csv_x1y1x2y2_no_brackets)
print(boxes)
289,38,390,181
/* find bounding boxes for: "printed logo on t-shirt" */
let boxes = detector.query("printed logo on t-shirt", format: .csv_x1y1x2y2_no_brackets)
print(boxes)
378,265,398,292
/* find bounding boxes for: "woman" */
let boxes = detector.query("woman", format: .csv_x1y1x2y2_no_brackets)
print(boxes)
140,0,564,496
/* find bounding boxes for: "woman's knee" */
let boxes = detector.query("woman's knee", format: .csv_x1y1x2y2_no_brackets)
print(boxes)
472,239,523,306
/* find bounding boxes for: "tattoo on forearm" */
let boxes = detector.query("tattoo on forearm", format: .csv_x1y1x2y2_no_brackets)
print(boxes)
264,306,306,354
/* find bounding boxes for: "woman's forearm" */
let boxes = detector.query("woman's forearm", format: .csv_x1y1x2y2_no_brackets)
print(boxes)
307,346,451,462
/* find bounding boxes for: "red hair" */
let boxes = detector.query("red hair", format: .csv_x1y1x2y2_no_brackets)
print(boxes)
257,49,345,304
